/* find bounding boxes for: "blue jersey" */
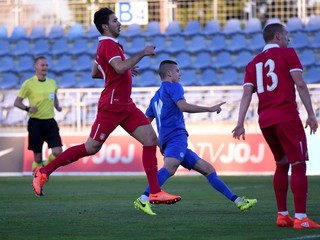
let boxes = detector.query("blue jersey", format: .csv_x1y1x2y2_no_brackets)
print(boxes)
145,81,188,148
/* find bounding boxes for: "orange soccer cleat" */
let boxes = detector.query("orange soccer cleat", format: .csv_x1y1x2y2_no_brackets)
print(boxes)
32,167,48,196
293,217,320,229
149,190,181,204
276,214,294,227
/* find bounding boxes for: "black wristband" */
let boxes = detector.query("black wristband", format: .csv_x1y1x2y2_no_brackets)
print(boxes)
25,106,30,112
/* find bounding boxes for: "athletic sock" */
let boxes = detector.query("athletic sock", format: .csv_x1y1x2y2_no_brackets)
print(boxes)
273,163,289,212
143,167,171,197
32,161,43,171
291,162,307,214
44,153,56,166
207,172,237,201
41,144,88,176
142,146,161,194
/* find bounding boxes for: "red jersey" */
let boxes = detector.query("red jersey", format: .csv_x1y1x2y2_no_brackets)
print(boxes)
95,36,133,110
244,44,303,128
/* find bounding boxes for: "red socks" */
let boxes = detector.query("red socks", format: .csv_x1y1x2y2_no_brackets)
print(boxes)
42,144,88,176
273,163,289,212
142,146,161,194
291,162,307,213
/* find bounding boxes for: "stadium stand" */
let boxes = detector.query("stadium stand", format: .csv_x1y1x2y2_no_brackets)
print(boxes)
233,50,253,70
74,54,92,72
48,25,64,39
164,20,182,37
54,54,73,73
10,25,27,41
168,35,187,54
243,18,262,36
219,68,240,85
304,16,320,33
69,38,88,56
123,23,142,39
126,36,146,55
151,35,168,54
180,69,199,86
200,68,219,86
0,39,11,56
247,34,265,52
144,21,161,38
188,35,207,54
78,72,97,88
0,56,15,73
138,70,159,87
29,25,46,41
58,72,77,88
33,39,51,56
290,32,309,50
183,20,202,38
193,52,213,70
175,52,193,70
228,34,248,53
0,73,19,90
12,39,31,57
66,23,84,40
16,55,34,73
299,49,316,68
212,51,233,70
137,55,153,72
86,24,100,39
286,17,304,33
208,35,227,53
0,25,8,39
51,38,69,56
304,66,320,84
203,19,221,36
223,19,243,36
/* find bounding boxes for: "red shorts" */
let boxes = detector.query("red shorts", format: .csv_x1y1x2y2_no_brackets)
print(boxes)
89,103,149,142
261,119,308,163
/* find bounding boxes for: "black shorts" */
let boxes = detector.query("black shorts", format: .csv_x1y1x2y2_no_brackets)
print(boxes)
27,118,62,153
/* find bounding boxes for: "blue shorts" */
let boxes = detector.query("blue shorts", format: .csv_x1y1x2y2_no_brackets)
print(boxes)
162,134,200,170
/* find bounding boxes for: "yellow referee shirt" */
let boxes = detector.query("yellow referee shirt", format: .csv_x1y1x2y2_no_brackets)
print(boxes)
18,76,58,119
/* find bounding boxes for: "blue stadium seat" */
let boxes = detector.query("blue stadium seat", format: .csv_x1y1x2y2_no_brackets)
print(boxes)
290,32,309,50
58,72,77,88
54,54,73,73
286,17,304,33
200,68,219,86
152,36,168,54
137,56,153,72
78,72,97,88
223,19,242,36
138,70,159,87
244,18,262,36
0,39,11,56
33,39,51,56
203,19,221,36
86,24,100,39
0,72,19,90
51,38,69,56
183,20,202,37
180,69,199,86
0,56,15,73
164,21,182,37
67,23,84,40
12,39,31,57
193,52,212,69
152,52,171,70
124,23,142,38
69,38,88,56
233,50,252,70
144,21,161,38
74,54,92,71
16,55,34,72
304,66,320,84
175,52,193,70
88,40,98,56
168,36,187,54
299,49,316,68
228,34,248,53
29,25,46,40
188,35,207,54
0,25,8,39
208,35,227,52
212,51,233,69
126,37,146,55
19,71,34,86
309,32,320,49
10,25,27,41
220,68,240,85
304,16,320,33
48,25,64,39
247,34,264,52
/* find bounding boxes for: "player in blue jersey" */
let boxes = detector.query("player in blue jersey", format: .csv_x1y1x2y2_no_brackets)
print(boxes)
134,60,257,215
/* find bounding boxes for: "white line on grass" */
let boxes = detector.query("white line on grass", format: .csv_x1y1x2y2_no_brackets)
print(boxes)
275,234,320,240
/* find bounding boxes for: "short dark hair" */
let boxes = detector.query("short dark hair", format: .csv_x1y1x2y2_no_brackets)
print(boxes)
263,23,285,43
34,56,46,64
158,60,178,79
94,8,114,34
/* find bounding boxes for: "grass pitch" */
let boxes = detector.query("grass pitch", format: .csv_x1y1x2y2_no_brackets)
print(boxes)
1,175,319,240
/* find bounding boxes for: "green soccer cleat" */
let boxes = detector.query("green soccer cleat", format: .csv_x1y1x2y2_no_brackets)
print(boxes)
134,197,156,216
237,197,257,211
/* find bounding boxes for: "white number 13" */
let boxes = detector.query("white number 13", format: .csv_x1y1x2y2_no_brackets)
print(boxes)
255,59,278,93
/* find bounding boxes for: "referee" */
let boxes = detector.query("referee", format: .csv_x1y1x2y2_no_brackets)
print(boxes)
14,56,63,171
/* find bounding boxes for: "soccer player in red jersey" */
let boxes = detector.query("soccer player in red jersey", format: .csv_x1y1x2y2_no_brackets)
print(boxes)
232,23,319,229
32,7,181,205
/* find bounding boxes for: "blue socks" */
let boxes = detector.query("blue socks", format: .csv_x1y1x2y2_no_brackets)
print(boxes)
207,172,238,202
